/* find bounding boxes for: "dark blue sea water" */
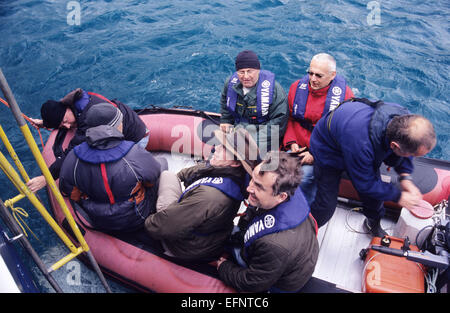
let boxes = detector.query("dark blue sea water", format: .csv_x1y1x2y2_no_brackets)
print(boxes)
0,0,448,293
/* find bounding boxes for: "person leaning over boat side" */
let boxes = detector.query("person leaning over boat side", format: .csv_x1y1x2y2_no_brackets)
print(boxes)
219,50,288,157
58,103,162,233
144,128,260,262
309,98,437,237
282,53,354,206
26,88,148,192
216,151,319,293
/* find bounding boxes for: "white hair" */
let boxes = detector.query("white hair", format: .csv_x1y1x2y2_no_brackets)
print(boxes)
311,53,337,73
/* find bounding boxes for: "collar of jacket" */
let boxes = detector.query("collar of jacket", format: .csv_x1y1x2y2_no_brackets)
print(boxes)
182,162,246,186
308,82,330,97
85,125,124,149
74,139,134,164
232,81,257,101
369,102,410,165
243,186,310,248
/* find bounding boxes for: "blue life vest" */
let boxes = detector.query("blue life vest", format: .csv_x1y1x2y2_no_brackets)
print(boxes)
74,140,135,164
292,74,347,131
243,187,310,249
226,70,275,124
74,90,91,113
179,176,244,202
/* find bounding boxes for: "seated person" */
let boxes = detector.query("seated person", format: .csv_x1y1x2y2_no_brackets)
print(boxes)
219,50,288,156
216,151,319,293
59,103,161,233
145,128,260,262
283,53,354,205
27,88,148,192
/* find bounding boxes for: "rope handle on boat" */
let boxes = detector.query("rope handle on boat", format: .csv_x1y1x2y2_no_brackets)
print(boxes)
1,96,45,150
4,200,39,241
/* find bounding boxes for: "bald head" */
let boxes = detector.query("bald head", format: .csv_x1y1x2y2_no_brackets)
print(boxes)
386,115,436,156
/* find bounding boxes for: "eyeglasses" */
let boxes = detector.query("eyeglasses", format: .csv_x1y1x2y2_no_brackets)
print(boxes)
306,70,324,79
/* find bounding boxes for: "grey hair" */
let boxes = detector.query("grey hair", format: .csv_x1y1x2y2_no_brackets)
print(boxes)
311,53,337,73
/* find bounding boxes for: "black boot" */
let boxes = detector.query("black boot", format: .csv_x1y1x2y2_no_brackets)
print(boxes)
363,218,388,238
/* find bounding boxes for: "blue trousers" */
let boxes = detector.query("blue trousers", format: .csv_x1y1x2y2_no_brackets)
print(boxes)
300,164,317,207
310,164,385,227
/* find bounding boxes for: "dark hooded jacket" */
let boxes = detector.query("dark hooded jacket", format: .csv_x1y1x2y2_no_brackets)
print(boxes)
59,125,161,232
145,163,246,261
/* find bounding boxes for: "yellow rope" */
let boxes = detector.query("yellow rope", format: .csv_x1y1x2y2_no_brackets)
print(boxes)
7,203,40,241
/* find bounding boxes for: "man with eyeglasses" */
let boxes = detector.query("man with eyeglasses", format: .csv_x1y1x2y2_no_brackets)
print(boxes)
219,50,288,157
282,53,354,205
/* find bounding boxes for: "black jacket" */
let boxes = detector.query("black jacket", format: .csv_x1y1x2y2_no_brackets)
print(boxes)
50,88,147,179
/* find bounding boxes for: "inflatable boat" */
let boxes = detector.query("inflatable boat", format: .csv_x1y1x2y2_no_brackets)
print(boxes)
41,106,450,293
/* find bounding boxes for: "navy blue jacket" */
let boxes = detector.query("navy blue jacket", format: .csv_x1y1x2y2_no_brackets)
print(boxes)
59,125,161,232
310,100,413,202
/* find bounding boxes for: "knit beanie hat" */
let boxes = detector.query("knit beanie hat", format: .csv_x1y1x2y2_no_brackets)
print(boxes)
41,100,67,129
85,103,123,128
235,50,260,71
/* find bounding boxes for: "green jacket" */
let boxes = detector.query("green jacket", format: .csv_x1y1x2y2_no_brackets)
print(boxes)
219,74,288,155
144,163,246,261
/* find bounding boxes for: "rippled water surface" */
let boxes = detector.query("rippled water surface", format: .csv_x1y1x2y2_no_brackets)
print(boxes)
0,0,449,292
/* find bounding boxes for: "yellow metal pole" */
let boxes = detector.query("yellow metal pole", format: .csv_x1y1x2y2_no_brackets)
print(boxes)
0,124,30,182
0,158,24,194
18,124,90,252
48,247,84,273
3,194,26,207
0,149,79,253
0,68,112,292
0,68,89,253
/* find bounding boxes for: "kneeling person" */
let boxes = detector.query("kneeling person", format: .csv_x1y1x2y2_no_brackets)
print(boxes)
59,103,162,233
145,128,259,262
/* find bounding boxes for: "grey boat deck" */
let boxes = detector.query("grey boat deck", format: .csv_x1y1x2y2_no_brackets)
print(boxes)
314,204,396,292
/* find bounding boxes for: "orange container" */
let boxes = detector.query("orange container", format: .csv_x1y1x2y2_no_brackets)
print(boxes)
363,236,425,293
